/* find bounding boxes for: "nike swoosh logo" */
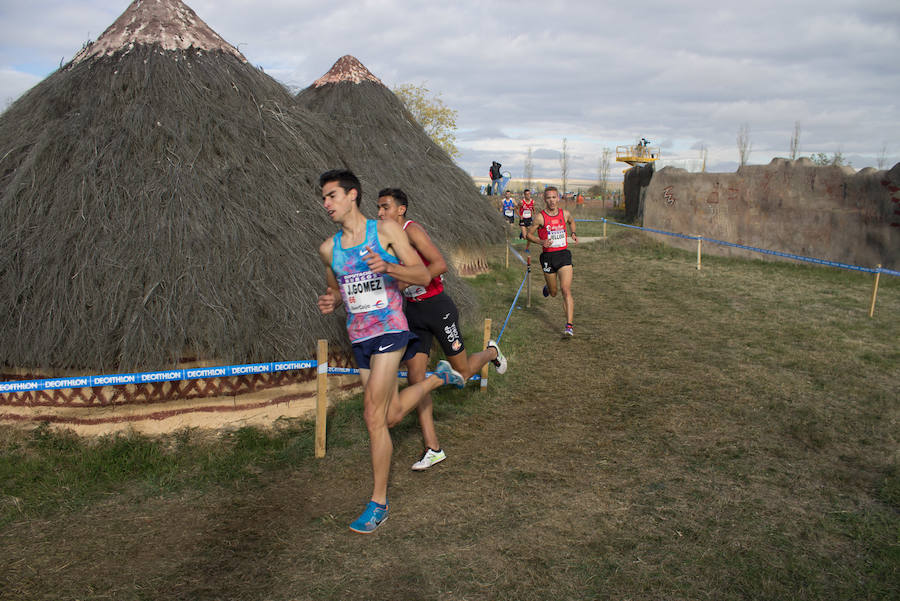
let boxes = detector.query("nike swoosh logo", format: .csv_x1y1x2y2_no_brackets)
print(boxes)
378,344,394,352
359,249,369,256
443,313,451,320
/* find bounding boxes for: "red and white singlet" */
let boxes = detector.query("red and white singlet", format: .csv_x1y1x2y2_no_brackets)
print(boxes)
402,220,445,302
537,210,568,252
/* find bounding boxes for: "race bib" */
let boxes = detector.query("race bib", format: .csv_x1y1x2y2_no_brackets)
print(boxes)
403,284,427,299
548,227,567,248
522,209,532,218
340,271,388,314
504,209,514,217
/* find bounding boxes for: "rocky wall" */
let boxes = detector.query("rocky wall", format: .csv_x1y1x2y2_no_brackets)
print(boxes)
642,158,899,270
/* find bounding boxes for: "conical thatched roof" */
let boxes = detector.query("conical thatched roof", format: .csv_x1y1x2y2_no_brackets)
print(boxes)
296,55,506,255
296,55,506,321
0,0,352,371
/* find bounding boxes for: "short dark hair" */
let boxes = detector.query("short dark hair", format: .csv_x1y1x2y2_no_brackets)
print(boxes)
319,169,362,207
377,187,409,210
544,186,559,197
523,188,530,193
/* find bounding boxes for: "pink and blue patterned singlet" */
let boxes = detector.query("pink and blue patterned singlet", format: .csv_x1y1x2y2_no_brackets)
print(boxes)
331,220,408,343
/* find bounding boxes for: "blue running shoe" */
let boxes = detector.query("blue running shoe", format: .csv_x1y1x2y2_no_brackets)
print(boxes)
542,285,550,297
435,360,465,389
349,500,388,534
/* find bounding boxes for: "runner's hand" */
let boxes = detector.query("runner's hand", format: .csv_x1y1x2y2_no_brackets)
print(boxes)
362,245,389,274
318,287,337,314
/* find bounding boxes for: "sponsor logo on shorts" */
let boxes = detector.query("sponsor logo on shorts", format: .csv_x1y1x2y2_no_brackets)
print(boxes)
377,344,394,352
443,313,451,320
451,340,462,352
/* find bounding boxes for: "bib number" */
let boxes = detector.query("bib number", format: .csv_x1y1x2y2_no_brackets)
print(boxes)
522,209,532,218
403,284,427,299
341,272,388,314
548,227,567,248
504,209,514,217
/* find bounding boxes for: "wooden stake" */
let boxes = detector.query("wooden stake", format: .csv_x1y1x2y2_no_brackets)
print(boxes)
868,264,881,318
480,318,492,390
602,219,607,239
505,228,509,269
526,256,532,308
696,236,702,270
315,339,328,458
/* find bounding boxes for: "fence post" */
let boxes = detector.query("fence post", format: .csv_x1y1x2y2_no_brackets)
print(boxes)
480,317,492,390
505,229,509,269
526,255,532,308
315,339,328,458
602,218,607,239
869,264,881,318
696,236,702,270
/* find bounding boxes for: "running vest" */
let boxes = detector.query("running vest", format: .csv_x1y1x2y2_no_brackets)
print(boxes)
538,209,568,251
502,198,515,217
331,220,408,343
402,220,444,302
520,198,535,219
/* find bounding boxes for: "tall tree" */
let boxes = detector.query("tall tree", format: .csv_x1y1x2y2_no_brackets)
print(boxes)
560,137,569,197
393,82,459,159
737,123,752,167
789,121,801,160
877,143,888,169
524,146,534,190
597,147,612,197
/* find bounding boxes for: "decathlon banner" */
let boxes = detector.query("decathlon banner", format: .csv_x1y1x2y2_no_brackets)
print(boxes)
0,360,317,394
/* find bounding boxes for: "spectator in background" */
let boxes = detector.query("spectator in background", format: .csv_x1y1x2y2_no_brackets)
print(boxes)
489,161,502,195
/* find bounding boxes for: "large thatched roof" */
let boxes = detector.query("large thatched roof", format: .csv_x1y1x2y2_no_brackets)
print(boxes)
296,55,506,252
0,0,352,371
296,56,506,321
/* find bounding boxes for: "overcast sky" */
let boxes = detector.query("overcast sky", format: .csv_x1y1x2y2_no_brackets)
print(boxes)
2,0,899,181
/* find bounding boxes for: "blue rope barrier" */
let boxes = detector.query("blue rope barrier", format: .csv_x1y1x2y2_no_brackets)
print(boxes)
574,218,898,276
496,268,529,345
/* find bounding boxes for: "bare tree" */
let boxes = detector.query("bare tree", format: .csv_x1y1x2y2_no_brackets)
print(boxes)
737,123,752,167
524,146,534,190
789,121,801,160
597,147,612,197
560,137,569,198
699,144,708,172
877,143,888,169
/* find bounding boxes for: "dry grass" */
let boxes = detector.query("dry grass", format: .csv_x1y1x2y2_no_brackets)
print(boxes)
1,228,897,600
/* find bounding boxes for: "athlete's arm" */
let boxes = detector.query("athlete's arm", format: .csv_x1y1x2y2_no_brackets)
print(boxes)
525,213,550,247
565,209,578,244
403,222,448,279
317,238,342,314
368,219,431,286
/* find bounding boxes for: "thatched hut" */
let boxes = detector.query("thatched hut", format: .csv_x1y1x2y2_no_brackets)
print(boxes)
296,55,507,281
0,0,359,432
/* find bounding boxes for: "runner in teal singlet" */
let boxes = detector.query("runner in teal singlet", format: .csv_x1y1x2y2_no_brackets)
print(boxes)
316,169,464,534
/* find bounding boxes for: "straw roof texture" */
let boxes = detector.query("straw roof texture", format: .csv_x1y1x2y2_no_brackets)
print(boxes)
0,2,352,371
297,56,506,320
297,56,505,253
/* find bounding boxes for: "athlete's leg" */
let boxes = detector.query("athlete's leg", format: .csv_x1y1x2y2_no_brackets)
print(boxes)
385,356,446,428
543,270,559,297
447,347,498,381
557,264,574,324
358,350,405,506
402,352,440,451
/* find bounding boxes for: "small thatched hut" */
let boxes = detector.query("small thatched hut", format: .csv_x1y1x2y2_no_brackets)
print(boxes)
0,0,360,432
296,55,507,281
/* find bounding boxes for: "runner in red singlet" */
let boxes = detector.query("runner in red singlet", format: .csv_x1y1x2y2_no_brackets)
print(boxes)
525,186,577,336
376,188,507,471
518,188,536,253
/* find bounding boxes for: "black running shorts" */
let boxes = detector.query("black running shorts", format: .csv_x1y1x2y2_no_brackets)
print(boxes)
404,292,465,358
540,248,573,274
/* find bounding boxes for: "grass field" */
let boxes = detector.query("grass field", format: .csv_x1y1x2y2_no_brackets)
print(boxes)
1,226,898,600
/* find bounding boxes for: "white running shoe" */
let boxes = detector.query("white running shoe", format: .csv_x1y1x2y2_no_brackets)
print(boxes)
412,448,446,471
487,339,507,374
